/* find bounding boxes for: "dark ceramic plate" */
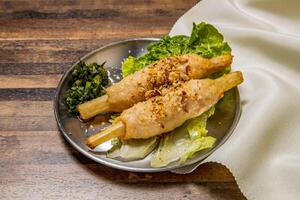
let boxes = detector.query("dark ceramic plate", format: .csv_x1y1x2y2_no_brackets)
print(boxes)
54,38,241,173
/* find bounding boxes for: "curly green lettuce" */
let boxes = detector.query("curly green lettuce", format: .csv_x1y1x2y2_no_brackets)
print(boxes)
151,107,216,167
122,22,231,77
187,107,215,139
187,22,231,57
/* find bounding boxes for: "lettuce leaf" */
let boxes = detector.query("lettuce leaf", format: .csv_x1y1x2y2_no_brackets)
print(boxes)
147,35,190,58
187,106,215,139
151,108,216,168
186,22,231,58
151,122,190,168
122,35,189,77
107,114,159,161
121,56,137,78
122,22,231,77
107,137,159,161
180,136,216,164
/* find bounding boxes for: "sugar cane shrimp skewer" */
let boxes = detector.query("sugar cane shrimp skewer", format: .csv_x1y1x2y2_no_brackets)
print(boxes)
78,53,233,120
86,71,243,149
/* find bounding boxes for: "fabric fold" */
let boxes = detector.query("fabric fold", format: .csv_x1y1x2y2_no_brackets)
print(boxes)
170,0,300,199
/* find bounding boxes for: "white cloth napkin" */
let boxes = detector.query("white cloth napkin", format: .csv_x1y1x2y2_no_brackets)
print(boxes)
170,0,300,199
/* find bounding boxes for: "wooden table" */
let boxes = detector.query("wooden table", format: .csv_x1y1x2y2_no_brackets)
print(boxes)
0,1,246,199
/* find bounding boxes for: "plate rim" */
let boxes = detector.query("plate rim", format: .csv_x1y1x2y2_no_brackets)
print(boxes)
54,38,241,173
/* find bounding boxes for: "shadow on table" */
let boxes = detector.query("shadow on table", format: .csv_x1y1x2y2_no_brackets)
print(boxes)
58,132,246,199
58,132,232,183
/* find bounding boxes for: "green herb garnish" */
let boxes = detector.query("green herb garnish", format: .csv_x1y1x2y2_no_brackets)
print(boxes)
122,22,231,77
66,61,109,113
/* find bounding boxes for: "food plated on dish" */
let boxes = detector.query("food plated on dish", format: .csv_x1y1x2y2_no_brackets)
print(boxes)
57,22,243,169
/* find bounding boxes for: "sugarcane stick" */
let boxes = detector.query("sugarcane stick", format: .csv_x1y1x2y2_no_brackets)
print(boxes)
86,121,125,149
85,71,243,149
78,95,110,120
78,53,233,120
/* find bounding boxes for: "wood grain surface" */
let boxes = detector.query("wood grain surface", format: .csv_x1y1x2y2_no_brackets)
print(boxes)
0,1,246,199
